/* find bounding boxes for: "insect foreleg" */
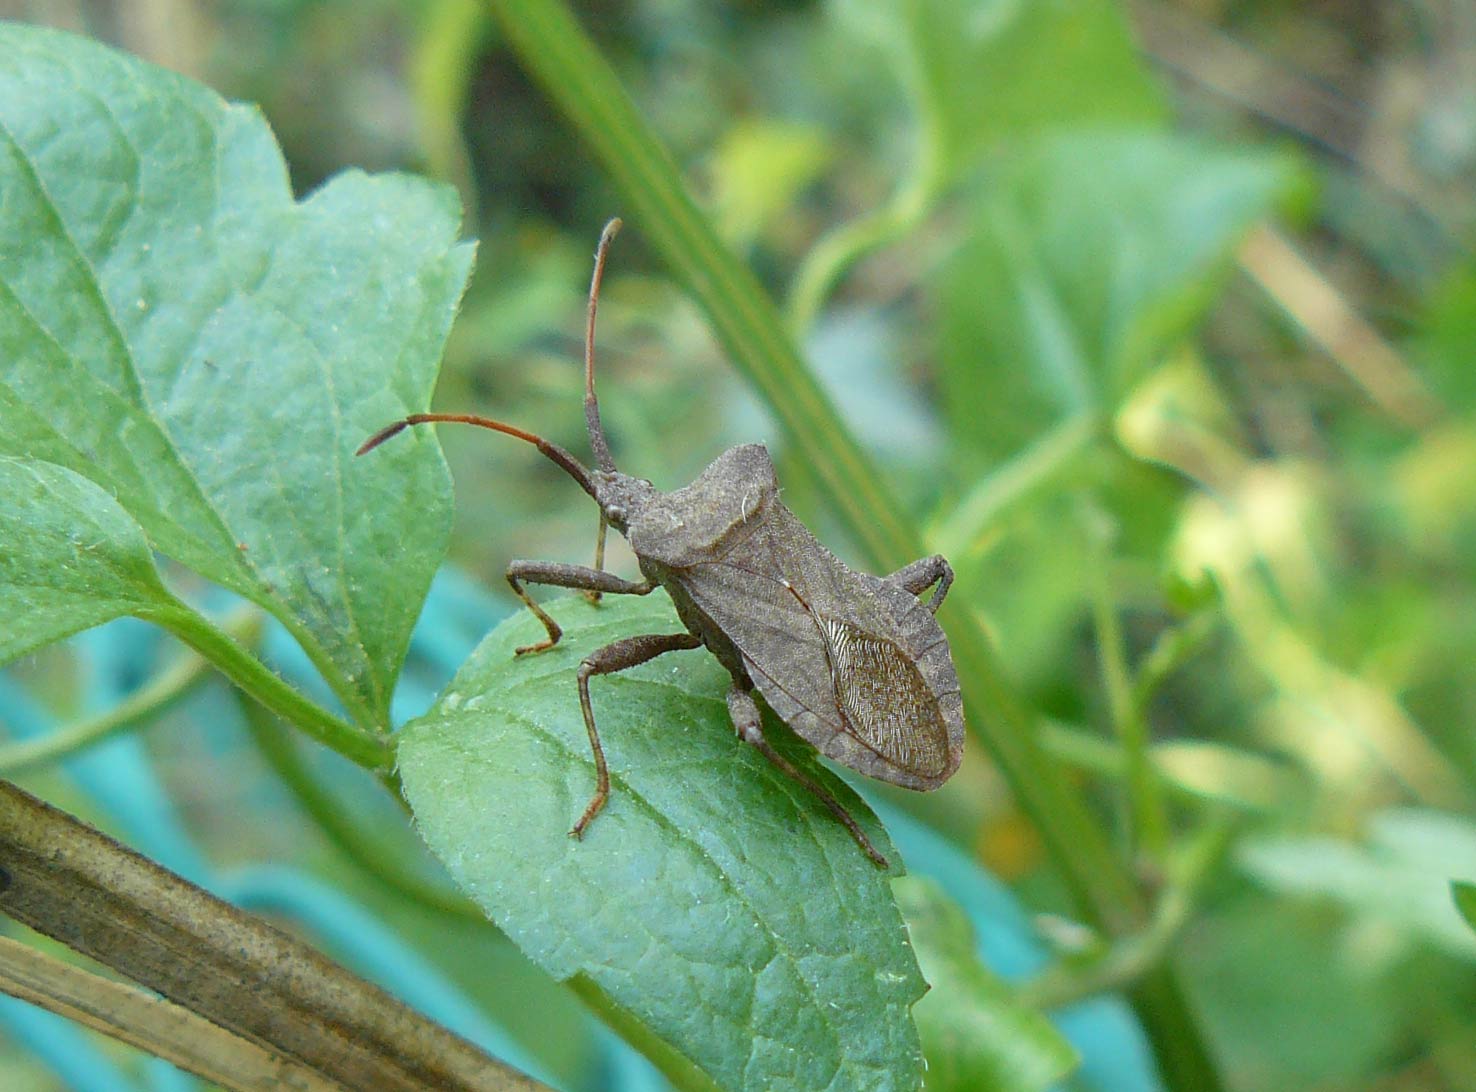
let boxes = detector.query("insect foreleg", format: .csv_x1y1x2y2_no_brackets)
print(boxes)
884,554,953,613
506,561,656,654
725,686,889,869
572,632,704,838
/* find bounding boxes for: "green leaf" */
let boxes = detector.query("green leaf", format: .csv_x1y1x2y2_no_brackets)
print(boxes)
937,131,1296,461
893,876,1077,1092
832,0,1164,178
398,593,927,1092
1239,808,1476,960
1453,882,1476,937
0,457,177,663
0,24,474,726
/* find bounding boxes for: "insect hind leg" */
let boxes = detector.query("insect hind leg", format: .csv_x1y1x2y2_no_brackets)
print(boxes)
726,685,889,869
571,631,703,839
884,554,953,613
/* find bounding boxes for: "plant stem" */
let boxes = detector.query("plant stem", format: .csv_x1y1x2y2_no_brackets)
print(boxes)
241,699,483,922
930,411,1101,558
140,600,389,772
1021,819,1236,1011
0,607,263,775
568,976,723,1092
0,779,549,1091
1132,609,1219,715
1085,506,1170,861
483,4,1224,1086
785,152,938,335
0,935,344,1092
785,61,948,335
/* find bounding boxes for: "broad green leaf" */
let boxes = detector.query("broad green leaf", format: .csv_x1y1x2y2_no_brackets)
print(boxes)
0,457,176,663
893,876,1076,1092
1239,808,1476,960
832,0,1164,178
399,593,927,1092
0,24,474,725
937,131,1296,461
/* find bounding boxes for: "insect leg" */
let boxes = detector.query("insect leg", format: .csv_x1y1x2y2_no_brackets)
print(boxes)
506,562,655,654
884,554,953,613
725,685,889,869
572,632,704,839
584,512,610,605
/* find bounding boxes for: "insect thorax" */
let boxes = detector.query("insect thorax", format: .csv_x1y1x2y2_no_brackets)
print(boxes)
625,444,779,568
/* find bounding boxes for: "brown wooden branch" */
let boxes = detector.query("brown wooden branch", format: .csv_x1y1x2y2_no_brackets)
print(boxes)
0,778,550,1092
0,935,347,1091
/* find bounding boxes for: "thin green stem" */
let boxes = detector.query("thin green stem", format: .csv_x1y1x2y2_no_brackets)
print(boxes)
0,607,263,774
785,198,915,338
567,977,722,1092
1132,609,1218,716
786,157,938,336
240,698,482,921
930,412,1101,558
140,600,389,772
1085,508,1170,861
1020,819,1236,1012
786,73,951,335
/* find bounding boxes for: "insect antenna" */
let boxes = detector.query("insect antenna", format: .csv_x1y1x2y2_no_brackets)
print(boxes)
355,412,598,501
583,217,621,474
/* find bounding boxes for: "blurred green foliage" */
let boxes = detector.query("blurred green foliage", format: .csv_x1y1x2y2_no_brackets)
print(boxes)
4,0,1476,1090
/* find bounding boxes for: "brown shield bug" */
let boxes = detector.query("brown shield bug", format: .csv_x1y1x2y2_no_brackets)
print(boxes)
360,220,965,866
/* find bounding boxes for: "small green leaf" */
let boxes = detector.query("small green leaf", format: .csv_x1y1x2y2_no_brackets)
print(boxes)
937,131,1297,461
399,593,927,1092
893,876,1077,1092
0,24,474,725
0,457,177,663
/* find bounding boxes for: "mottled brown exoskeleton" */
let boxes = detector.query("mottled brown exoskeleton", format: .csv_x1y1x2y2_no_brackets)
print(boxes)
360,220,964,866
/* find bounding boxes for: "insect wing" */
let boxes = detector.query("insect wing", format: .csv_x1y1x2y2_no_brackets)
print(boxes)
679,503,962,789
809,612,951,778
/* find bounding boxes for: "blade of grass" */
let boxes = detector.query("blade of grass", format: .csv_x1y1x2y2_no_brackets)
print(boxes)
483,3,1223,1088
